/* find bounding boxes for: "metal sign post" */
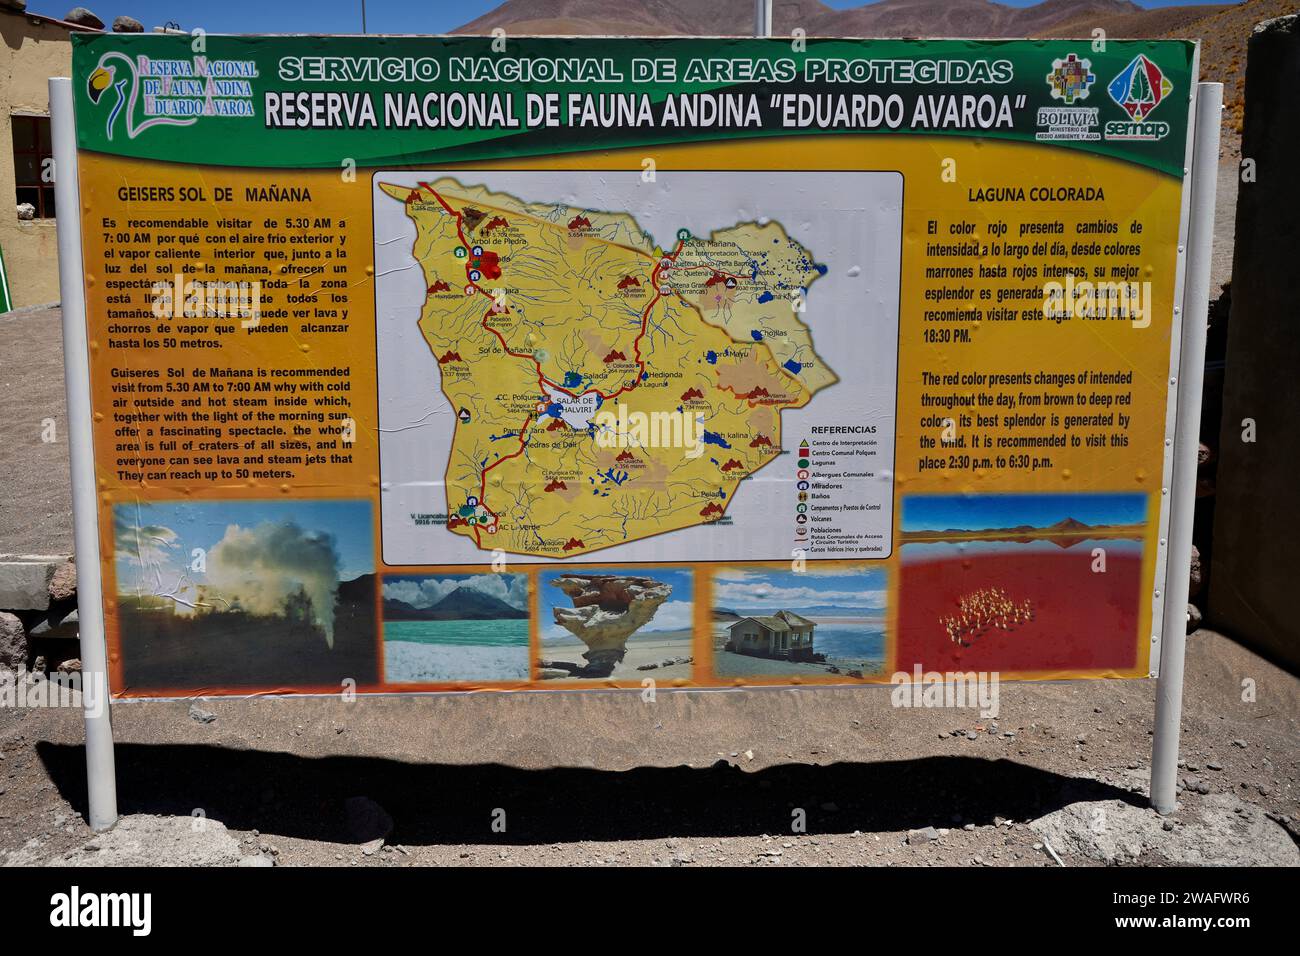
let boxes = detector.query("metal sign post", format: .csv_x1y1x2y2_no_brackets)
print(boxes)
754,0,773,39
50,76,119,832
1150,81,1222,814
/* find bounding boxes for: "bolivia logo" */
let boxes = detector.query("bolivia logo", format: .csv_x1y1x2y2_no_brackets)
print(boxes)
1047,53,1095,104
1107,54,1173,119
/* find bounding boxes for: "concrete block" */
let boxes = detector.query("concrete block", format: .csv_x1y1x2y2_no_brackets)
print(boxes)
0,555,70,611
29,606,78,640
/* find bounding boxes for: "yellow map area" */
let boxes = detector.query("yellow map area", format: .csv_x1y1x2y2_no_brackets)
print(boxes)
378,176,837,558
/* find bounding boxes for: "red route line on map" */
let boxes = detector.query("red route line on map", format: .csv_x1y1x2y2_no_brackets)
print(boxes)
411,184,811,551
419,182,691,545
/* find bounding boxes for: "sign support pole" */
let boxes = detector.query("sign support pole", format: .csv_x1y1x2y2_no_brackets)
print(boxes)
1150,81,1222,815
754,0,773,38
50,77,119,832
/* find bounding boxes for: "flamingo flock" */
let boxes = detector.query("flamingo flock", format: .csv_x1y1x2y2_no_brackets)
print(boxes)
941,587,1034,647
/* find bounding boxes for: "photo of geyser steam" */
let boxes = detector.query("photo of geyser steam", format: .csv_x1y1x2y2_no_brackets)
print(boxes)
112,500,377,690
536,568,694,681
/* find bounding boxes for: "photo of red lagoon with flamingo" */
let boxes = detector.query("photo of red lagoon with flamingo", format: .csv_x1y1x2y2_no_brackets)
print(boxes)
896,493,1149,675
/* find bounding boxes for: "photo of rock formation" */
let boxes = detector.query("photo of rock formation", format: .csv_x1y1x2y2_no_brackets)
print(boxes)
537,568,693,680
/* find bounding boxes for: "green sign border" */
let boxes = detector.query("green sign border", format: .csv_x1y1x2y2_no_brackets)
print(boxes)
71,35,1196,177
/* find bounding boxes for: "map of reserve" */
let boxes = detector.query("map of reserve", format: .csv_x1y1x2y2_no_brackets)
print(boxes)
378,176,838,558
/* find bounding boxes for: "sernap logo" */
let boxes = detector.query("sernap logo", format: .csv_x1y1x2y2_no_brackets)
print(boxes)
1046,53,1095,104
1105,54,1174,141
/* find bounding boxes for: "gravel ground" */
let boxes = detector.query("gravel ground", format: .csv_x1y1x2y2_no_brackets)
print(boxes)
0,627,1294,866
1212,155,1239,294
0,304,74,557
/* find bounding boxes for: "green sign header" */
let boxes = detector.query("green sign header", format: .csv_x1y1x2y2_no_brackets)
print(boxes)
72,34,1197,176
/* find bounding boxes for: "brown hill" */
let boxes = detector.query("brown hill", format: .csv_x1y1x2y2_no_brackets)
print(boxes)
1044,3,1231,38
821,0,1140,37
454,0,1298,156
454,0,1145,37
1165,0,1300,146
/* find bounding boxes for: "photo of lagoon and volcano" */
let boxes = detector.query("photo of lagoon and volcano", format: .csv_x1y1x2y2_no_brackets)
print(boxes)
382,573,530,683
896,492,1149,674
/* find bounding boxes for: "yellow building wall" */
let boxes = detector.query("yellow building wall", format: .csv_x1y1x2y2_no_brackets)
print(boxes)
0,13,76,309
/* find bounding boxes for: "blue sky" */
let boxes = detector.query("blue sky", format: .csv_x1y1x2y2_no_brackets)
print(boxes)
713,567,887,611
113,498,374,584
902,492,1148,532
29,0,1228,36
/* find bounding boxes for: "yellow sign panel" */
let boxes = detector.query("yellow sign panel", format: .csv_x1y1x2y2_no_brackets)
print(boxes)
70,35,1196,696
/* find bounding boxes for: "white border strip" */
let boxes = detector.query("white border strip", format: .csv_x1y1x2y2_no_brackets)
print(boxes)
1149,81,1222,814
1149,43,1204,679
50,77,118,832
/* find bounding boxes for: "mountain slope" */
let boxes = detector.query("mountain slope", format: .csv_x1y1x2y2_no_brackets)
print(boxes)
1164,0,1300,140
452,1,1296,158
454,0,1145,37
383,586,529,620
1044,3,1231,38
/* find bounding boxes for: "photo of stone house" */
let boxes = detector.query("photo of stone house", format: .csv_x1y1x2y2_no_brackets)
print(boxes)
726,610,817,661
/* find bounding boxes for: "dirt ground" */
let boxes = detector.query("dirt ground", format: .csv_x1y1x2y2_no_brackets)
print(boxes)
540,633,694,682
0,304,74,558
0,626,1295,866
